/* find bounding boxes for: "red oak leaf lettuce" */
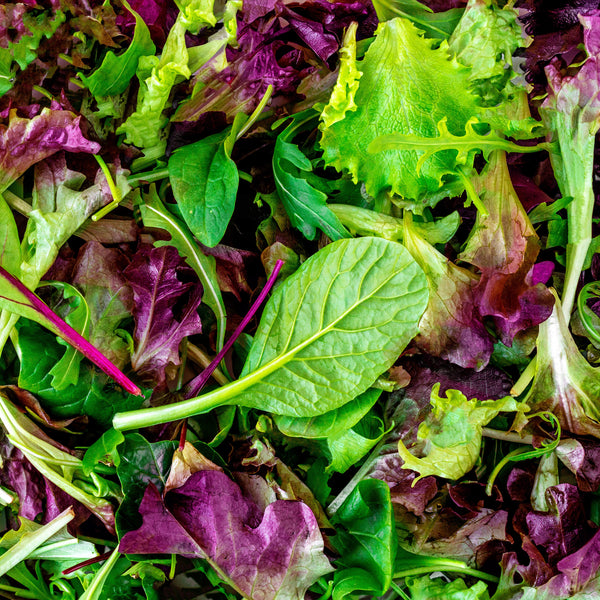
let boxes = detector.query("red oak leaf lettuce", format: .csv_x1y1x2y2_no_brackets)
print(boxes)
119,470,333,600
459,151,554,346
0,107,100,192
124,245,203,386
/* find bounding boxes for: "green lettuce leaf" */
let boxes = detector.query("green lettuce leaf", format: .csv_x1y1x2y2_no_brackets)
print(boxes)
319,17,481,211
398,384,524,481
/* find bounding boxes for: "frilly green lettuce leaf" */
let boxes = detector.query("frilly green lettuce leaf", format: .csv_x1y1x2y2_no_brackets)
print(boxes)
398,384,525,481
448,0,526,106
319,16,481,211
320,22,362,129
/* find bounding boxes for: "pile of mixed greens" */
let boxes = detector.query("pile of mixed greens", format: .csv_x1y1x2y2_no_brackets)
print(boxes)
2,0,600,598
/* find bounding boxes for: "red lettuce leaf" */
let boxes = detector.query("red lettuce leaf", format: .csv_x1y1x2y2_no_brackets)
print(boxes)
124,245,203,385
459,151,554,345
119,470,333,600
0,107,100,192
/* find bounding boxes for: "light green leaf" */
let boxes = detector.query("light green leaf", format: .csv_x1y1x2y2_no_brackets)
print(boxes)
407,575,490,600
319,17,481,211
238,237,428,416
80,1,155,99
175,0,217,33
168,129,239,247
320,22,362,128
398,384,524,481
113,237,429,430
0,194,20,276
82,429,125,476
137,186,226,352
449,0,525,105
273,388,381,439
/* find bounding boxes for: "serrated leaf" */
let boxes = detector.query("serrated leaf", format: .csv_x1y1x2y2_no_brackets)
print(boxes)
138,187,226,352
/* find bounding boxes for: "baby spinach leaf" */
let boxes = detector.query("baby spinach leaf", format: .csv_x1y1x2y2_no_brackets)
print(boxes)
113,237,429,430
79,2,155,100
168,128,239,247
331,478,396,599
17,322,144,426
273,388,381,439
115,433,177,536
274,117,350,242
82,429,125,476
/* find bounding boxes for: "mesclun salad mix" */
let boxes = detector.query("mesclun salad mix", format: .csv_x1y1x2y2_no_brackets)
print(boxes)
1,0,600,598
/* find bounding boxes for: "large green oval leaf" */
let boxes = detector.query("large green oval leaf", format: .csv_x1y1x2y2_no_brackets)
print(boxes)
113,236,428,430
237,236,428,416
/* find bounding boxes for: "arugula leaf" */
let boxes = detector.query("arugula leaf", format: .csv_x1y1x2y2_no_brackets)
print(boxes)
168,128,239,247
397,384,524,481
274,116,350,242
113,237,429,429
80,1,155,99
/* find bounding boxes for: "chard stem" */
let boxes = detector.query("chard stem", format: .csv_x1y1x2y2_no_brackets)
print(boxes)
394,564,498,583
511,355,537,397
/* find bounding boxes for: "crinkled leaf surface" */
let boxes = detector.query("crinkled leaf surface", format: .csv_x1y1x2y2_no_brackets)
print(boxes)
119,470,333,600
407,575,490,600
72,242,134,369
237,237,428,417
459,151,554,345
319,17,480,210
398,384,523,481
138,186,226,352
0,108,100,193
124,245,203,386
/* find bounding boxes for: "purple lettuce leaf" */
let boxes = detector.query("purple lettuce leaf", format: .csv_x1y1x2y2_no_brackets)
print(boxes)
124,245,203,386
119,470,333,600
0,107,100,192
526,483,596,565
556,438,600,492
72,242,134,369
115,0,172,47
459,151,554,346
174,0,376,122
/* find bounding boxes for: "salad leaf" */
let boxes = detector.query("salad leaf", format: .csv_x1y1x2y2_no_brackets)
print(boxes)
319,16,480,210
168,128,239,247
0,108,100,193
119,470,333,600
113,237,429,429
137,186,226,352
330,478,396,599
459,151,554,345
407,575,490,600
274,115,350,242
79,1,155,99
403,213,493,370
124,245,203,386
397,384,524,481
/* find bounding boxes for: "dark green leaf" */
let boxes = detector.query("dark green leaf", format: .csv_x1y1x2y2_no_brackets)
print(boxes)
331,479,396,598
168,129,239,247
80,3,155,99
116,433,177,536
